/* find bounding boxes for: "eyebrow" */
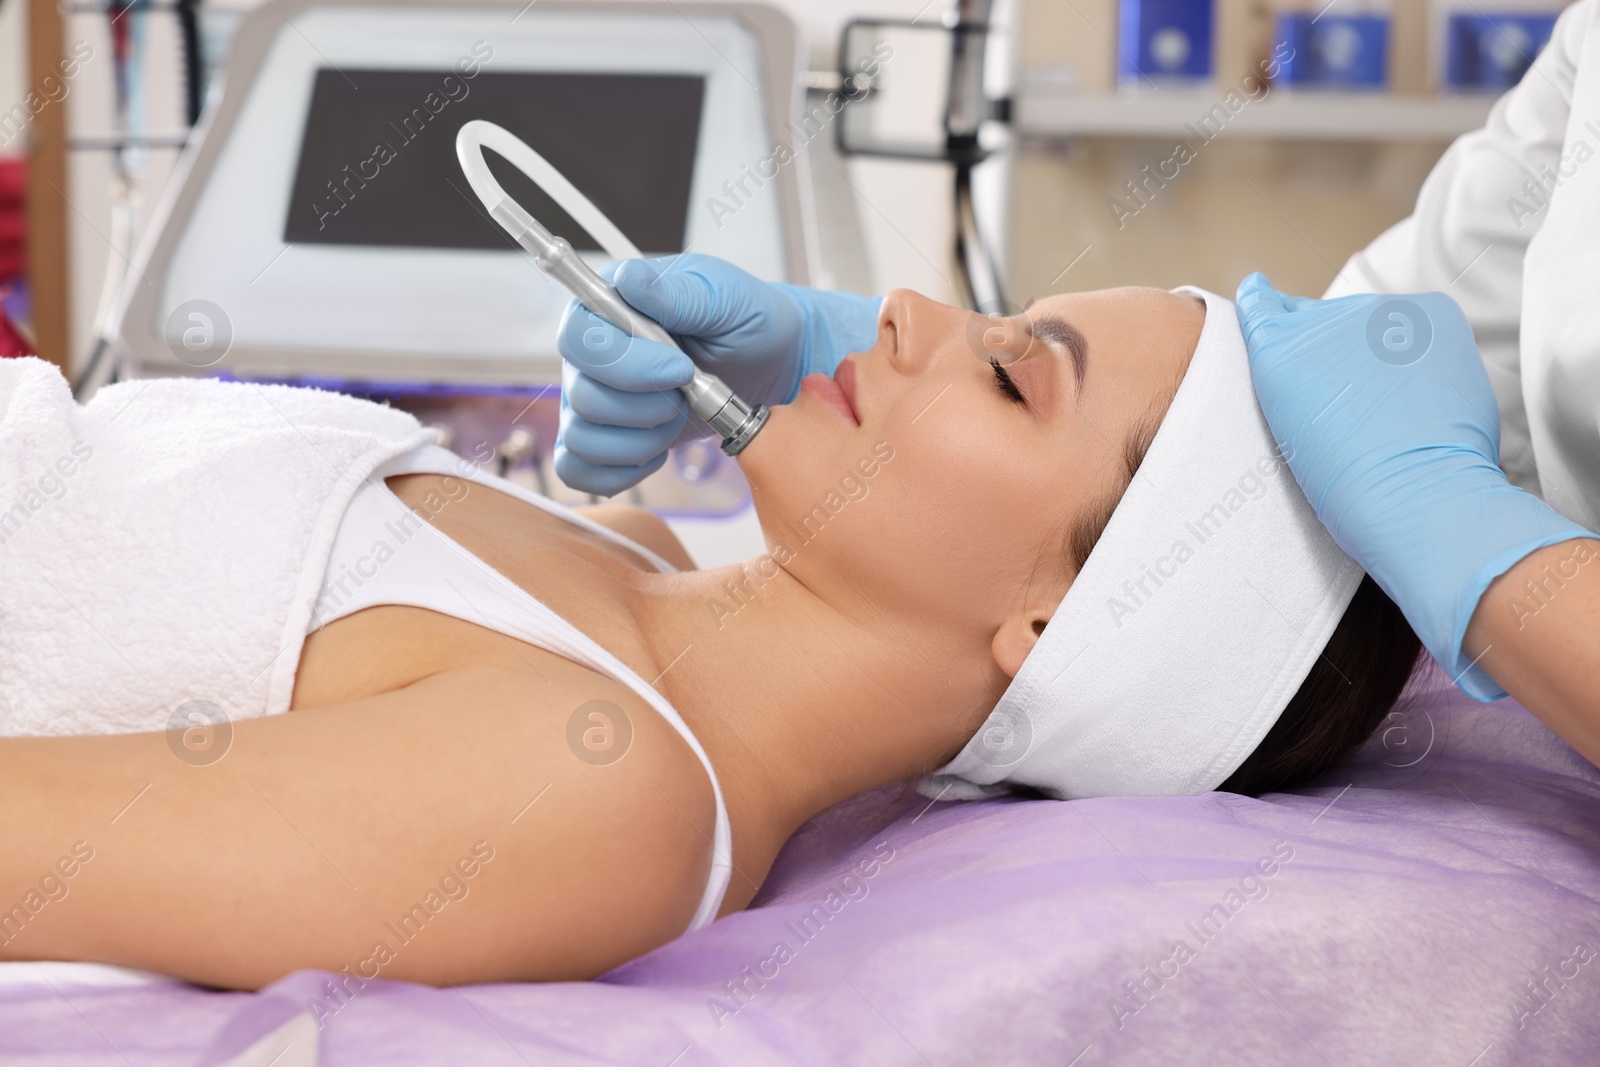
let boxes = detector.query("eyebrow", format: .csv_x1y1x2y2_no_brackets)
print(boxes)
1021,309,1089,393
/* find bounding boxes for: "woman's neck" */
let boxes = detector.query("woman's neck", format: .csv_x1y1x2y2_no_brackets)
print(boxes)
620,557,1000,860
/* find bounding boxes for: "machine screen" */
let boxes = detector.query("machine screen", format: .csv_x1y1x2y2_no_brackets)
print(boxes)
284,69,705,252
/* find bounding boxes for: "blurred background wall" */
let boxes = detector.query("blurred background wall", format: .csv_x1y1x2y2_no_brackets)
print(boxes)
0,0,1578,372
1005,0,1543,303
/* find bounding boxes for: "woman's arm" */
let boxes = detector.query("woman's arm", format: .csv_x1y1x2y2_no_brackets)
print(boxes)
1467,539,1600,767
0,666,715,989
1235,279,1594,705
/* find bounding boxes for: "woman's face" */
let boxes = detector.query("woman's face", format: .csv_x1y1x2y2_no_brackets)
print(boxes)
739,286,1204,672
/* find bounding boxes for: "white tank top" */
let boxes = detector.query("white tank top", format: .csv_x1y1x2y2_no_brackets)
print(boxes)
308,443,732,934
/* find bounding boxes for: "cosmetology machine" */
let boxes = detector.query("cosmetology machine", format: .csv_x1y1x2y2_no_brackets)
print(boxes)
836,0,1013,315
99,0,1015,565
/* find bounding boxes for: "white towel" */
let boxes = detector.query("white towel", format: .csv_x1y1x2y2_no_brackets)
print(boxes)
0,358,434,737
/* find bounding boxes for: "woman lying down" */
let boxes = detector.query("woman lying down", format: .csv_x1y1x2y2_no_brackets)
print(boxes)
0,258,1419,990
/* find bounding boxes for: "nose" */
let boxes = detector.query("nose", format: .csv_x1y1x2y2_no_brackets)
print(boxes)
878,288,979,377
874,289,913,372
878,288,1033,377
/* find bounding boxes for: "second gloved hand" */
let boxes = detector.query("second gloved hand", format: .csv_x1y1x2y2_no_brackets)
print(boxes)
1235,273,1592,699
555,253,881,497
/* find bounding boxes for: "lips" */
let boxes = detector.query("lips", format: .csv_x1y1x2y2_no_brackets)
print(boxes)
834,357,859,422
800,361,859,427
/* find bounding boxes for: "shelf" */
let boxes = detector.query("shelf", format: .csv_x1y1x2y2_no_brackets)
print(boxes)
1014,90,1497,143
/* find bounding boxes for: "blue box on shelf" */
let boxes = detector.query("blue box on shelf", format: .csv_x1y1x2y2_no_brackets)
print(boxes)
1444,13,1559,90
1117,0,1214,86
1274,14,1390,89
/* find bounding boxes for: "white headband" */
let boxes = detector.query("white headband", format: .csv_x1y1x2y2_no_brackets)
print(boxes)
920,287,1364,800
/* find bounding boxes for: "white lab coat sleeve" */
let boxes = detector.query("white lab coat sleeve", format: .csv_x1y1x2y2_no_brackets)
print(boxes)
1322,0,1595,493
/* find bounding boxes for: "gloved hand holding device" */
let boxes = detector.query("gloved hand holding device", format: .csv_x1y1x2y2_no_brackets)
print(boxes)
1234,272,1595,700
554,253,882,497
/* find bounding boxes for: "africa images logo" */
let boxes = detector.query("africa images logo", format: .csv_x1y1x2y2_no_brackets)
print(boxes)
1365,299,1433,367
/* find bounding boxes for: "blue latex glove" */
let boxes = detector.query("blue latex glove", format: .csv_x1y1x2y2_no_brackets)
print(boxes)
1235,273,1594,700
554,253,882,496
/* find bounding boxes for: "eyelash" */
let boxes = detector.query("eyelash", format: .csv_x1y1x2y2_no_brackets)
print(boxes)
990,357,1027,406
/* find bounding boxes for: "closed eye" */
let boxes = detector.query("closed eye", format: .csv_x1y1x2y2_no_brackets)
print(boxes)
990,357,1026,406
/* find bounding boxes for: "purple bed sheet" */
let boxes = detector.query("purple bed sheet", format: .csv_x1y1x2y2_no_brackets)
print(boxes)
6,663,1600,1066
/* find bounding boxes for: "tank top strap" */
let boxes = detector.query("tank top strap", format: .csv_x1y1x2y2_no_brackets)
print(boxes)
312,446,731,933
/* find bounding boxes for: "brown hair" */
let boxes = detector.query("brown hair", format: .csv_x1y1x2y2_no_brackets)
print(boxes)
1218,574,1419,795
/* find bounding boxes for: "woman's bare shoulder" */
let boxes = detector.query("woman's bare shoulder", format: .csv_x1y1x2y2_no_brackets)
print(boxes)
573,504,697,571
0,664,717,987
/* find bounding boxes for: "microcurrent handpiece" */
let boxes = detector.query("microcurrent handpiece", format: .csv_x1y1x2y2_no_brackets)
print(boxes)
455,121,768,456
491,202,768,454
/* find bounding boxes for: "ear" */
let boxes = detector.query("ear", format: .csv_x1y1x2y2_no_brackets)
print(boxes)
990,609,1053,679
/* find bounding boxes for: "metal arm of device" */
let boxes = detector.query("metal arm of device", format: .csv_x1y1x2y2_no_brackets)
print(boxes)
833,1,1010,315
944,0,1007,316
455,120,768,456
